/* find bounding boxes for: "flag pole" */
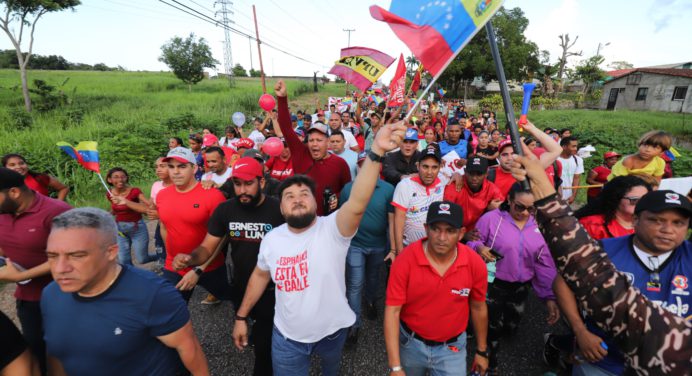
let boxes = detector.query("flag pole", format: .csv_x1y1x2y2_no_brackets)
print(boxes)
96,173,113,196
485,21,530,190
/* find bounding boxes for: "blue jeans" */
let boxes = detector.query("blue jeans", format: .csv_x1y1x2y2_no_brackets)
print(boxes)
154,222,166,262
116,220,153,265
573,362,618,376
346,245,385,328
271,325,347,376
161,266,233,303
399,325,467,376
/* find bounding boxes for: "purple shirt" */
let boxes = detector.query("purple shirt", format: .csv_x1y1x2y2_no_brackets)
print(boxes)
467,209,556,300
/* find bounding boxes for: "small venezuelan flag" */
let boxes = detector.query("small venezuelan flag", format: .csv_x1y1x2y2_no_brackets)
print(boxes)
57,141,101,173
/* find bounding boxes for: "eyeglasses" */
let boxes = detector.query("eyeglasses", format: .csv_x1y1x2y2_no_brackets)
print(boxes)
512,202,536,213
622,196,641,205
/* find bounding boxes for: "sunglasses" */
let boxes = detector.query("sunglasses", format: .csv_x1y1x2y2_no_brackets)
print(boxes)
512,202,536,213
622,196,641,205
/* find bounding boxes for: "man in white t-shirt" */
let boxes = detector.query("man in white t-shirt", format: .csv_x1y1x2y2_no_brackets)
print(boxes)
327,112,360,152
392,144,446,255
232,78,408,376
557,136,584,205
201,147,232,188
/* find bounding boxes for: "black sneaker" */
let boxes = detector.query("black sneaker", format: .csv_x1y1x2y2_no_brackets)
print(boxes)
365,303,377,320
543,333,561,368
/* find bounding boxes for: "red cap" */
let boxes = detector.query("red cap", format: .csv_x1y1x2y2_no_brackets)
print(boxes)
604,151,621,159
231,157,263,181
235,138,255,150
498,139,514,153
203,134,219,147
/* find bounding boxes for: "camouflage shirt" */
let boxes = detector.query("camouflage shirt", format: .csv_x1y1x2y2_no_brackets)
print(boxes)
535,193,691,375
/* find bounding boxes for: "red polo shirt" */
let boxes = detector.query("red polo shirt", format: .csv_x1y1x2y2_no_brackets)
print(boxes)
444,181,503,231
492,167,516,200
386,239,487,341
0,193,71,301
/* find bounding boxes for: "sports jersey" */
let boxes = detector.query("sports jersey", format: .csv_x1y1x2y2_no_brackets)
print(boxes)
156,184,226,275
587,236,692,374
392,176,446,246
439,139,469,159
257,212,356,342
41,265,189,376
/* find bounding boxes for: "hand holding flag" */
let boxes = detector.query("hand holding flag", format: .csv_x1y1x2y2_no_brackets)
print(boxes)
57,141,111,195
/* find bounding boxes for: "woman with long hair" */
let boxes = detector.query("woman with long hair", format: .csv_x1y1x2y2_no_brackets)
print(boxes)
2,153,69,201
468,183,560,374
575,175,652,240
106,167,153,266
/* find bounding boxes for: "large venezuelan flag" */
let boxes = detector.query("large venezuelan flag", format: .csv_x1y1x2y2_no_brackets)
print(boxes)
57,141,101,173
328,47,395,92
370,0,504,78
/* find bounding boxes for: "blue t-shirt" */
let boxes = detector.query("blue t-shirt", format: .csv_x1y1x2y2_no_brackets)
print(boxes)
339,179,394,249
587,236,692,374
41,265,190,376
439,139,469,159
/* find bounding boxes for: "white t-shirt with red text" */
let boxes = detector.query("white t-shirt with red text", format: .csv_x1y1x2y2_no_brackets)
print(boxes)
257,211,356,342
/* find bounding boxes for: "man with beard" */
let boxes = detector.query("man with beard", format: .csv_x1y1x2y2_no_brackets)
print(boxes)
0,168,71,375
173,157,284,376
232,79,408,376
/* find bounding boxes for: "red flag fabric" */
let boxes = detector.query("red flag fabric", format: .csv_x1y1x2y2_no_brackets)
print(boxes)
409,64,423,94
328,47,395,92
387,54,406,107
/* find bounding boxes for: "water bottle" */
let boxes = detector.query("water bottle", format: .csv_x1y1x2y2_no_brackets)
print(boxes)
323,187,333,215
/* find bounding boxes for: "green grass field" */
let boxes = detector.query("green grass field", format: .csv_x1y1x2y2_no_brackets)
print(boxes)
0,69,689,208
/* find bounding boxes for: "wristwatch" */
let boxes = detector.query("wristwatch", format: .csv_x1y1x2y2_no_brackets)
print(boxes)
388,365,403,372
234,315,248,321
193,266,203,276
476,349,489,358
367,149,384,163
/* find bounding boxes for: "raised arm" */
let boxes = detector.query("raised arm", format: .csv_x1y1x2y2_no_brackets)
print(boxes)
522,121,561,169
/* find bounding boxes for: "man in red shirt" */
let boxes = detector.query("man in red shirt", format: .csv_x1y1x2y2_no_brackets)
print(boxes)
277,95,351,216
0,167,71,374
156,147,231,303
488,140,518,199
445,157,503,232
385,201,489,375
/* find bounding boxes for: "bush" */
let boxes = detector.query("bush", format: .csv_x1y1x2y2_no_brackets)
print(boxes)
162,112,198,132
8,107,32,129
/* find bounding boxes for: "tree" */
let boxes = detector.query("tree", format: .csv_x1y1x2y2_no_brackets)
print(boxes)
249,68,261,77
232,63,247,77
159,33,218,91
536,50,558,97
556,34,582,86
405,55,419,79
0,0,81,112
608,61,634,70
573,55,606,94
437,7,540,98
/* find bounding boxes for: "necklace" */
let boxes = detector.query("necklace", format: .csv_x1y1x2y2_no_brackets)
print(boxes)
78,264,122,298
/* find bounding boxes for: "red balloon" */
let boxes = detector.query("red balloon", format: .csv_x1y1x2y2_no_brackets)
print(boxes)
262,137,284,157
258,94,276,112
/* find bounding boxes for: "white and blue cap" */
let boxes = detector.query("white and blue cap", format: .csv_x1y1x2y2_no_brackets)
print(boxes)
404,128,419,141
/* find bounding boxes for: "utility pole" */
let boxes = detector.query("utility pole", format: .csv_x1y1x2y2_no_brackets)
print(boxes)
215,0,235,87
252,5,267,93
249,36,253,71
343,28,355,95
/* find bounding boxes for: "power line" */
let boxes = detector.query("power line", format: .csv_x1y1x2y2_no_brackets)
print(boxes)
185,0,214,13
267,0,319,35
158,0,330,68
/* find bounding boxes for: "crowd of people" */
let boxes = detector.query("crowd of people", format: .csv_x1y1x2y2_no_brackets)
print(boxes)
1,79,690,376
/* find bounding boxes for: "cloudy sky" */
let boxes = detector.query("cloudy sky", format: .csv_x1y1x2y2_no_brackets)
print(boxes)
2,0,690,82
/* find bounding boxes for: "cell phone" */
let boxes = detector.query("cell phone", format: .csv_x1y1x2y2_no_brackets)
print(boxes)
0,257,6,267
489,249,504,261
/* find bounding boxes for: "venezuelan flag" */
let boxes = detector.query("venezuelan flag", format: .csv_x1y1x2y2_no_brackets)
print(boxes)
371,0,504,78
57,141,101,173
437,88,446,97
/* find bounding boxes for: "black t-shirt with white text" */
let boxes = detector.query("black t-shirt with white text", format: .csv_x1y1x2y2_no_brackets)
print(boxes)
207,196,285,289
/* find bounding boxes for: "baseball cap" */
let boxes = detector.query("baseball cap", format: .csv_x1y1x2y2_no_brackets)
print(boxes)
419,144,441,163
357,151,367,165
369,111,381,119
235,138,255,150
231,157,264,181
303,115,312,122
634,190,692,217
498,139,514,153
604,151,621,159
307,122,329,135
0,167,25,190
404,128,419,141
295,128,305,137
242,149,264,162
466,156,488,173
426,201,463,229
163,147,196,164
203,134,219,147
291,115,297,122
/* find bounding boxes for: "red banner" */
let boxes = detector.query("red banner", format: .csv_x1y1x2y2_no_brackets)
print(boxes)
387,54,406,107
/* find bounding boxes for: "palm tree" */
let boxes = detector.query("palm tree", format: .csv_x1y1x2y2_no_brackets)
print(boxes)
405,55,419,79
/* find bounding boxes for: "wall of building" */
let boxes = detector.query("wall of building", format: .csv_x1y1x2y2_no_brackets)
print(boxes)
600,73,692,113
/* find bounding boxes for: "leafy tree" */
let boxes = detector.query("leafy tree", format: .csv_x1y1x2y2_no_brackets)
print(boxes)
232,63,247,77
93,63,109,71
249,68,261,77
437,7,540,98
159,33,218,91
573,55,606,94
608,61,634,70
0,0,81,112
